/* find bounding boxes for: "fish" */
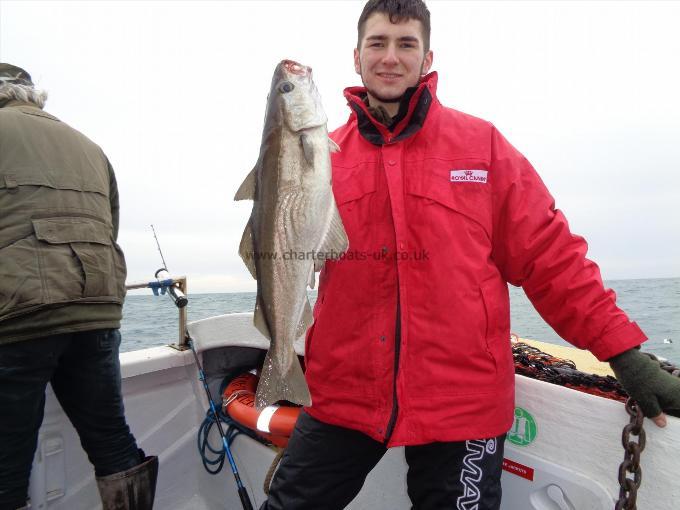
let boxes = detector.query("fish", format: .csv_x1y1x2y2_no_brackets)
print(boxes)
234,59,348,409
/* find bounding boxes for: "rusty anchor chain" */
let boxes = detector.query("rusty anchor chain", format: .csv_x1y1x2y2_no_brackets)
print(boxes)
615,399,646,510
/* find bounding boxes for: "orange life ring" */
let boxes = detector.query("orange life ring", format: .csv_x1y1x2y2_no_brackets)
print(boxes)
222,372,301,448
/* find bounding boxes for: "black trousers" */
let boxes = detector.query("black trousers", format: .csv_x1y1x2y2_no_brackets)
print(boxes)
0,330,141,510
262,411,505,510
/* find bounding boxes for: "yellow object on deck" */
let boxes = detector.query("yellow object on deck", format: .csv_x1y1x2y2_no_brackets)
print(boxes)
517,337,615,377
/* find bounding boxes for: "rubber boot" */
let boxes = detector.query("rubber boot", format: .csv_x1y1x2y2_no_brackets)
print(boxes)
95,452,158,510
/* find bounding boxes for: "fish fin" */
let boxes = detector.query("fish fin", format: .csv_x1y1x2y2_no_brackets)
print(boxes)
328,138,340,153
300,133,314,165
315,204,349,267
238,220,257,279
296,298,314,338
234,165,258,201
255,349,311,409
253,296,271,340
307,265,316,289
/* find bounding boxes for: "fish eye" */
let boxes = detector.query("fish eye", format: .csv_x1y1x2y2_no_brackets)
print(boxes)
278,81,295,94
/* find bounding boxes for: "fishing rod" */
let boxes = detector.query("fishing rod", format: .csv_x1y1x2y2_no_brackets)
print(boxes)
150,225,252,508
151,223,169,272
150,224,187,308
187,336,255,510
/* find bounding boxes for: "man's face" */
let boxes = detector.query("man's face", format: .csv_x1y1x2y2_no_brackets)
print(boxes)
354,12,433,109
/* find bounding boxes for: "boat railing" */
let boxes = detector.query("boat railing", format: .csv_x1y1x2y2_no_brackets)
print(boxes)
125,274,188,349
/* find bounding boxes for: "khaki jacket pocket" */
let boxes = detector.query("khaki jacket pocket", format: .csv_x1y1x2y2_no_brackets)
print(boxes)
32,217,126,302
0,237,44,320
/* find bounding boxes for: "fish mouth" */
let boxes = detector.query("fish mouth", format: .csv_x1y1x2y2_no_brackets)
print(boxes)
283,60,311,77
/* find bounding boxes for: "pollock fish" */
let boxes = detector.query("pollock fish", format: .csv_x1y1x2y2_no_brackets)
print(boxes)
235,60,348,409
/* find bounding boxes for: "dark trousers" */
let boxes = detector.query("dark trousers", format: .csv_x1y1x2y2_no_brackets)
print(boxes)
262,411,504,510
0,329,140,510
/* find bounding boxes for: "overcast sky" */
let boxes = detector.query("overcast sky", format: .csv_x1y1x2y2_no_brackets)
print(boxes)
1,1,679,293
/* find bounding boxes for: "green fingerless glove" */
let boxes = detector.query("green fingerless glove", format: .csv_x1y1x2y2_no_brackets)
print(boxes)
609,348,680,419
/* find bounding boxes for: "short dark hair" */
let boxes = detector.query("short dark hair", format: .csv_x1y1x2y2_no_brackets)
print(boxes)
357,0,431,52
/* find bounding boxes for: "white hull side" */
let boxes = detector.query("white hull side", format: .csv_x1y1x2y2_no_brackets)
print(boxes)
26,313,679,509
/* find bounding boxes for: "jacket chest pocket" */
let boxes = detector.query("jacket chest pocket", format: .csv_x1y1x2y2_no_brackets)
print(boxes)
405,160,492,243
332,164,378,248
32,217,126,304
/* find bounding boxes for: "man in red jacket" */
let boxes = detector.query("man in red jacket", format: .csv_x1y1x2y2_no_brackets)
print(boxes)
261,1,680,509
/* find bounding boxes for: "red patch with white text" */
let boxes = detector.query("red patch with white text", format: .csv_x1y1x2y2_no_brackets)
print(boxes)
502,458,535,481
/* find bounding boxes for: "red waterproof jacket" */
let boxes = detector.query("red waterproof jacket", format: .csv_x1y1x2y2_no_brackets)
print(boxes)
304,72,646,446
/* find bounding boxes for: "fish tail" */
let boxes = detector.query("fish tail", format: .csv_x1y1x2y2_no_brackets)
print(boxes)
255,349,311,409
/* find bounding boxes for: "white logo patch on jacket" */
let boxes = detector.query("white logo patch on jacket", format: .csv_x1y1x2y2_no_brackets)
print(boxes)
450,169,488,184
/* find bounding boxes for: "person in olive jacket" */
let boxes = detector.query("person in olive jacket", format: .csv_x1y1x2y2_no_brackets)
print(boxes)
0,63,156,510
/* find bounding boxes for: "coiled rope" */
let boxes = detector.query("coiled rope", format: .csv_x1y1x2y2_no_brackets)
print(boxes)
197,408,242,475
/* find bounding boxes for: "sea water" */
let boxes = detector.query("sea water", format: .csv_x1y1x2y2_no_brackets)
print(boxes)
120,277,680,363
